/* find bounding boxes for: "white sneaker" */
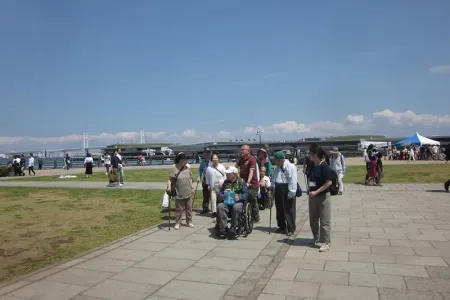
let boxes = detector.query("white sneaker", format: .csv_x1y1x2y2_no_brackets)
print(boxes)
187,222,195,228
119,184,123,187
174,223,180,230
319,243,330,252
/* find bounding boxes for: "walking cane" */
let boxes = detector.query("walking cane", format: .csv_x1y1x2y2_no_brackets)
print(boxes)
269,187,274,234
168,195,171,231
192,181,199,211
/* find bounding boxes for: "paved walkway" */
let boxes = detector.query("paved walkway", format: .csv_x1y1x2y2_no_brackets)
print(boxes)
1,178,450,299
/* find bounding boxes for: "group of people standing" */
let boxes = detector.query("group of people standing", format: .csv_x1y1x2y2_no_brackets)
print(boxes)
12,153,36,176
167,143,335,252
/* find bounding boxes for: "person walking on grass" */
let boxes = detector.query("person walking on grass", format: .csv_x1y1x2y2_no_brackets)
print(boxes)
116,148,126,185
167,152,195,230
108,150,121,187
84,153,94,178
28,153,36,176
306,143,333,252
104,153,111,175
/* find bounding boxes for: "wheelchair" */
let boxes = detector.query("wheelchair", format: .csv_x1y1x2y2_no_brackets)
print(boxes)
258,186,274,210
215,200,253,239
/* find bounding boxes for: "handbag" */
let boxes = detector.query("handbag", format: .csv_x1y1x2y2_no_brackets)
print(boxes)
166,166,184,197
280,167,302,197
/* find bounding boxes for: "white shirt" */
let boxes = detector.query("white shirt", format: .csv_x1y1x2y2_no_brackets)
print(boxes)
260,175,271,187
105,155,111,165
14,158,20,164
330,153,345,173
84,157,94,164
205,164,226,188
116,153,123,168
28,157,34,167
272,159,298,198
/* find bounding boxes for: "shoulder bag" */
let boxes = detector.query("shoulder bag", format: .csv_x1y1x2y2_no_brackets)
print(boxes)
280,165,302,197
167,166,184,197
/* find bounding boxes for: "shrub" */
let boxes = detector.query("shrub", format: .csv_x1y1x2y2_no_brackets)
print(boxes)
0,166,12,177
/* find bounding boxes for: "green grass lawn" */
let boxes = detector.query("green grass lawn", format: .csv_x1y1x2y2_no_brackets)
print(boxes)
0,187,202,282
343,164,450,184
5,164,450,184
6,168,200,183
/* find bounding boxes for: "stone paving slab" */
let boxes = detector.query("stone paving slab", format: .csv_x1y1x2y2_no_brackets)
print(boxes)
2,175,450,299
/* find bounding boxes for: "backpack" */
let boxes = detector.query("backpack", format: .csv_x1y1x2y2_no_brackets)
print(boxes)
329,169,339,196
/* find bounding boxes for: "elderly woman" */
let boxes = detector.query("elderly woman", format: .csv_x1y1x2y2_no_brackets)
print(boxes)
205,153,226,218
167,152,195,230
215,166,249,239
84,153,94,178
257,148,273,178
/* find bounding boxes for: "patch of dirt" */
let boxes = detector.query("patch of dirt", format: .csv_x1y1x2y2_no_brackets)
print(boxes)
46,236,73,246
15,222,37,227
18,231,43,238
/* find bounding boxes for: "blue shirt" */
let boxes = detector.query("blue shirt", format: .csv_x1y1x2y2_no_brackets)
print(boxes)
198,159,211,180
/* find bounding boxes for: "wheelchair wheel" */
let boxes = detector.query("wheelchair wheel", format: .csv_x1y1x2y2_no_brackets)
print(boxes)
244,202,253,236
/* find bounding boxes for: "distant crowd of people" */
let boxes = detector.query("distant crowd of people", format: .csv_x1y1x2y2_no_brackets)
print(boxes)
11,153,42,176
387,145,446,161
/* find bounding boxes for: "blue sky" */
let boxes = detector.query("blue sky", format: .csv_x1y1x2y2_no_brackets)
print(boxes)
1,0,450,151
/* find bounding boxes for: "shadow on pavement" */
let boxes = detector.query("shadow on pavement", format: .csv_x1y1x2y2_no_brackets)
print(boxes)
426,189,448,193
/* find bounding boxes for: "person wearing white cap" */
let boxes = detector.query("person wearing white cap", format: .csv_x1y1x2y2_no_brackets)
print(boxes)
329,146,346,195
215,166,249,239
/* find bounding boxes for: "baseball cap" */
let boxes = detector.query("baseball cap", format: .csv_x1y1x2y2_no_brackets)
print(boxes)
176,152,187,160
225,166,238,174
330,146,339,153
270,151,285,160
205,148,211,153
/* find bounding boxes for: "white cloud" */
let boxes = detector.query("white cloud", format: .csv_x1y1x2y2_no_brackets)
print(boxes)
182,129,198,138
145,131,166,139
347,115,365,124
373,109,450,127
244,126,264,134
2,109,450,153
217,131,232,138
245,109,450,140
267,121,309,134
429,64,450,74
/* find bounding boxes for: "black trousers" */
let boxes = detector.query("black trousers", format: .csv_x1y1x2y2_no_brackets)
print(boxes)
28,166,35,175
274,183,296,233
202,180,210,212
445,178,450,186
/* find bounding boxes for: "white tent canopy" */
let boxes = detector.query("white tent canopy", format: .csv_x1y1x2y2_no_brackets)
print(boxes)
395,132,440,146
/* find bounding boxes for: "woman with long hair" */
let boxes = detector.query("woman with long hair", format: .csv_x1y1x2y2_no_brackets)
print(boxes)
306,143,333,252
84,153,94,178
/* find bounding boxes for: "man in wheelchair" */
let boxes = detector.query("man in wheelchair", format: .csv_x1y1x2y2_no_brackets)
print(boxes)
215,166,249,239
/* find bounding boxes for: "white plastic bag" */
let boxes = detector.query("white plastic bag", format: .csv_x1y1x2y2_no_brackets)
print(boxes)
162,192,169,208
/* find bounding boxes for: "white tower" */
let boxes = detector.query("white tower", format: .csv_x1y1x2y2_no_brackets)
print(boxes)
83,133,89,155
140,130,145,144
